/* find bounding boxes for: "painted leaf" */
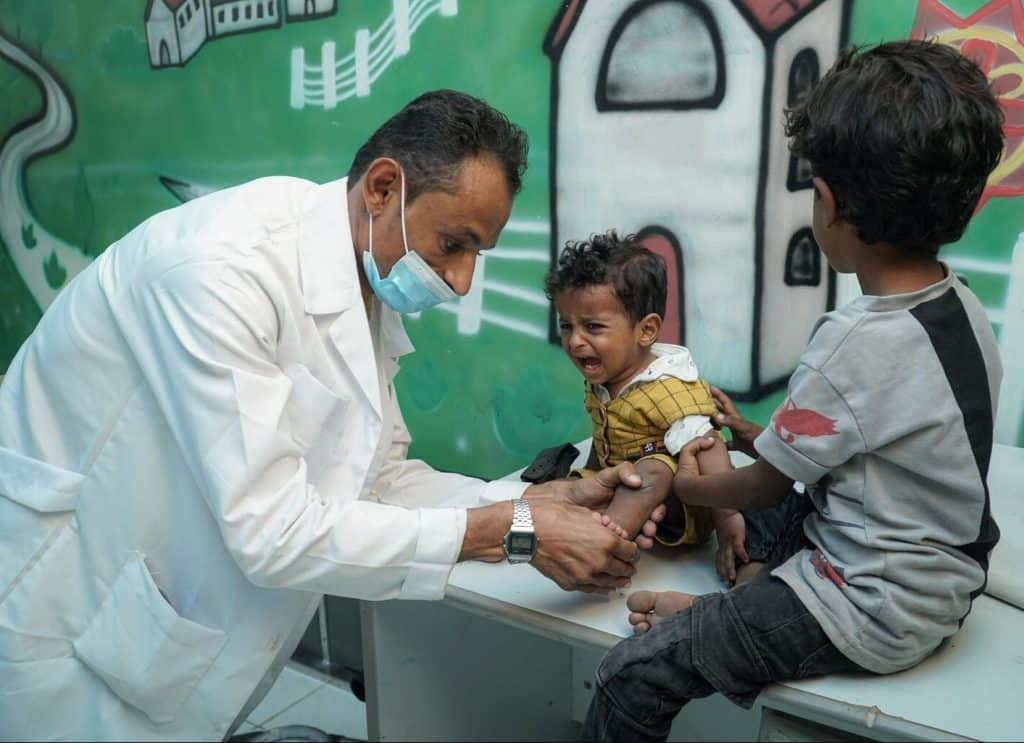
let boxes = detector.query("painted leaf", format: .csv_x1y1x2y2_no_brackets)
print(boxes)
43,250,66,290
21,222,36,249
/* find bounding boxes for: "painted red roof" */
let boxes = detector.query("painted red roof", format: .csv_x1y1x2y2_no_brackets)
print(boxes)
737,0,818,33
145,0,187,21
545,0,831,54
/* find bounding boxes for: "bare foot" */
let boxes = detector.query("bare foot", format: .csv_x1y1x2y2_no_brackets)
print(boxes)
590,510,628,539
735,561,765,585
626,590,695,634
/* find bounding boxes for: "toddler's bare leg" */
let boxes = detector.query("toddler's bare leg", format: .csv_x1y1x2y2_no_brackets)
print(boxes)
602,459,673,540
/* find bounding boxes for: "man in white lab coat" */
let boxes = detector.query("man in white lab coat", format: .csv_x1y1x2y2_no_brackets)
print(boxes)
0,90,656,740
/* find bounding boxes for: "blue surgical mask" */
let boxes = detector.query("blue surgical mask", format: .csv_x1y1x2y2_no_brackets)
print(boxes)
362,169,456,314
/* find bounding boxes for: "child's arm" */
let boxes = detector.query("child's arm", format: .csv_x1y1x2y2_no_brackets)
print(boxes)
673,436,793,510
602,458,673,540
709,385,764,459
690,437,750,582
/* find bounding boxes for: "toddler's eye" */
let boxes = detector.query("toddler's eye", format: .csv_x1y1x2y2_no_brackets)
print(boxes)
443,240,463,254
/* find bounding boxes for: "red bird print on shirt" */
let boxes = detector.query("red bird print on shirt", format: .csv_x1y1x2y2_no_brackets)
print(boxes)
771,395,839,443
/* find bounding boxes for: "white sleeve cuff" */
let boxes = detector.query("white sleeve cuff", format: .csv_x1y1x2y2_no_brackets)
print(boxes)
664,415,713,455
398,507,466,600
477,478,531,505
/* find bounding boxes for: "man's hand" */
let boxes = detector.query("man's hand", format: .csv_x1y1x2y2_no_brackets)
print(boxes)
712,509,749,585
563,461,643,510
709,385,763,459
530,500,639,593
568,462,669,550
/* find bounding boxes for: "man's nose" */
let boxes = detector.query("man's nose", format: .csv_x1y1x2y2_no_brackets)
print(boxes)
445,253,477,297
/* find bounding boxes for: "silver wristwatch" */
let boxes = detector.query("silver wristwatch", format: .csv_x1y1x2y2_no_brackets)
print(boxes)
503,498,537,563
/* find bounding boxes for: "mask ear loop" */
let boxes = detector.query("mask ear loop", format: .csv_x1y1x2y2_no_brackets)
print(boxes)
398,167,411,257
367,209,374,259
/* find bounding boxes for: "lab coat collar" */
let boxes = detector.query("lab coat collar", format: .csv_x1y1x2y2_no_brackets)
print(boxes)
377,302,415,360
298,177,380,416
297,178,414,418
296,178,414,360
297,177,359,316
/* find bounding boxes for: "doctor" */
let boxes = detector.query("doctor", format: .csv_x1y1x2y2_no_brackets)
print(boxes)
0,90,657,740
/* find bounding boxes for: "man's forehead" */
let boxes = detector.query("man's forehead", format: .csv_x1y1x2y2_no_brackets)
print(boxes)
429,197,508,248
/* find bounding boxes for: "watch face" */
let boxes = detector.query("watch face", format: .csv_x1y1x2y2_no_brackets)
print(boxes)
507,532,536,553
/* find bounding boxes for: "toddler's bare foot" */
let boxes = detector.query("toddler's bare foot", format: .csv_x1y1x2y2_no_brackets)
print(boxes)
626,590,695,634
603,498,653,541
590,510,628,538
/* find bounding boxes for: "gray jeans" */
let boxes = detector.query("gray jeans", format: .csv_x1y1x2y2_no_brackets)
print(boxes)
582,492,862,742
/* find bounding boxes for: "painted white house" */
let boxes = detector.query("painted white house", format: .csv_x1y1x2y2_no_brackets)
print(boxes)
145,0,209,67
544,0,849,397
147,0,326,68
210,0,281,37
285,0,337,21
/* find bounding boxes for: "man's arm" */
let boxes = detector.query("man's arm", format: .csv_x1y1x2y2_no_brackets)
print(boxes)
375,389,645,593
118,262,502,601
459,463,646,593
459,495,640,593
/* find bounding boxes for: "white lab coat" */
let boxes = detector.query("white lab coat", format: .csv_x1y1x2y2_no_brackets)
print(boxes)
0,176,526,741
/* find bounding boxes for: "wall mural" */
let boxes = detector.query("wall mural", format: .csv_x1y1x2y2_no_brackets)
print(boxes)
1,0,1022,482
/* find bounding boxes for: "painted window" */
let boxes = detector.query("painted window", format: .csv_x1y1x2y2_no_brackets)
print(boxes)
218,9,225,22
258,4,264,18
786,48,820,192
179,13,185,28
596,0,725,111
246,5,252,20
233,6,239,21
269,1,274,16
784,228,821,286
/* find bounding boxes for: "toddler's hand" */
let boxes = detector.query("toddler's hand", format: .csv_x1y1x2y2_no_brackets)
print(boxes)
713,510,749,586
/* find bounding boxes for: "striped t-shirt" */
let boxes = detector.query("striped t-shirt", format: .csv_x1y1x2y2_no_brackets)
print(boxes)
755,266,1002,674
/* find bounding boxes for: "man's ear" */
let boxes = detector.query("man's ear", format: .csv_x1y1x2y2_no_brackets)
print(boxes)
638,313,662,347
812,176,838,228
361,158,401,218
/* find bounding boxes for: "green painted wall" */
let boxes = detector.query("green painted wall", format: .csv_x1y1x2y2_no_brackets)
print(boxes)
2,0,1021,480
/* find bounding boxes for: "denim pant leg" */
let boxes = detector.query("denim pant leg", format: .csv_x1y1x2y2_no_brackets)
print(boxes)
581,572,860,743
740,489,814,567
582,606,715,742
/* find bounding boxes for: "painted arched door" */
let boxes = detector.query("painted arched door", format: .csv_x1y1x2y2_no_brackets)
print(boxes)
637,226,684,345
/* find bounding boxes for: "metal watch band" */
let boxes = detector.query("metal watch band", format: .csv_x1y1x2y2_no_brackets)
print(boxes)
511,498,533,528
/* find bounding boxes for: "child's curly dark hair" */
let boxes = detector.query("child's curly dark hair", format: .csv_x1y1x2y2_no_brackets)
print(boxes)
544,230,666,322
785,39,1004,256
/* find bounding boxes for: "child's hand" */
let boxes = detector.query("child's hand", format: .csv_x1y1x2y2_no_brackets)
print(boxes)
713,510,749,586
709,385,763,459
677,435,719,477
